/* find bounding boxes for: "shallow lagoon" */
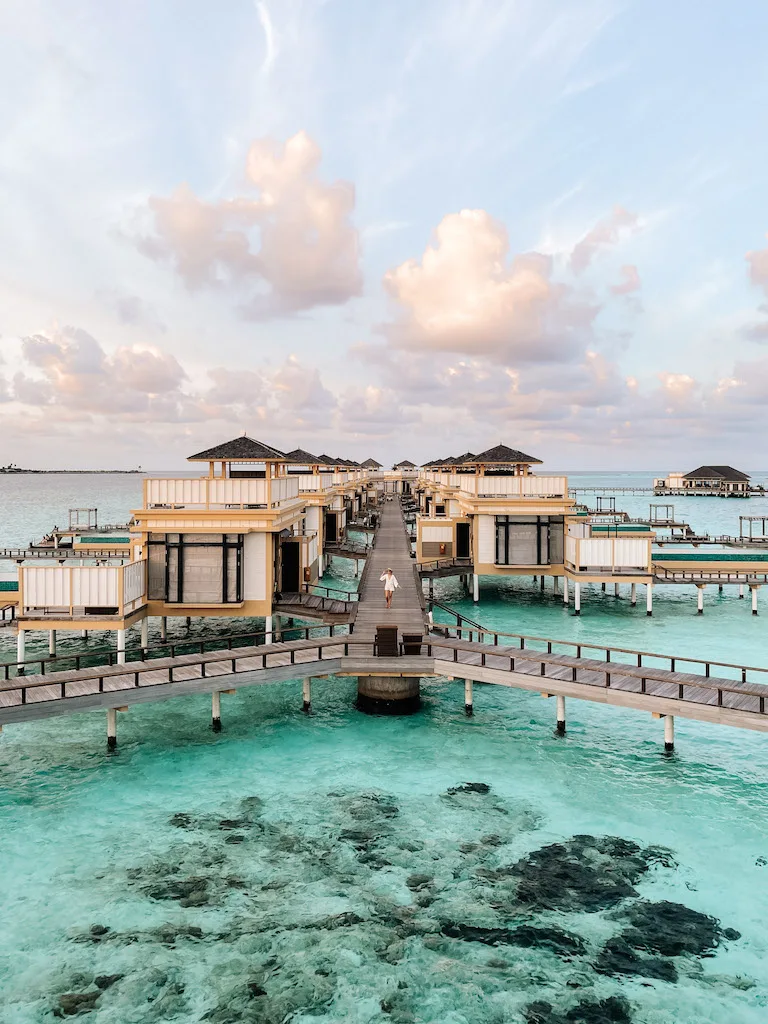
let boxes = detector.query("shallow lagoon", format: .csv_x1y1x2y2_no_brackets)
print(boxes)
1,474,768,1022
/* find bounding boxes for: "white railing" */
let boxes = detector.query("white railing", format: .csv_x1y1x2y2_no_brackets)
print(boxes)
565,536,651,573
20,561,147,617
295,473,335,492
144,476,300,509
459,475,568,498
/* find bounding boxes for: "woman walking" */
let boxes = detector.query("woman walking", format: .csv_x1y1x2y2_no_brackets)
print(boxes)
380,568,399,609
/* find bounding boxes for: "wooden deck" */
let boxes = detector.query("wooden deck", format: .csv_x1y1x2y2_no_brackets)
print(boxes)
1,503,768,738
352,501,427,642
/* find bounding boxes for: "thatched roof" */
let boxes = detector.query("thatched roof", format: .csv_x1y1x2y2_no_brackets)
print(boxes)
188,436,286,462
284,448,321,464
683,465,750,482
470,444,542,465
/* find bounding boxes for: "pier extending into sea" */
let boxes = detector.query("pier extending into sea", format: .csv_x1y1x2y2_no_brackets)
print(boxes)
2,501,768,757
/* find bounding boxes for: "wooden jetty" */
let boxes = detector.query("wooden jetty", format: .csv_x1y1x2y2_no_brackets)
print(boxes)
2,502,768,757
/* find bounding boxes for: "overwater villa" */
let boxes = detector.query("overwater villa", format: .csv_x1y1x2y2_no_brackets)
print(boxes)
3,437,768,756
654,465,754,497
3,439,768,669
415,446,768,614
9,437,383,663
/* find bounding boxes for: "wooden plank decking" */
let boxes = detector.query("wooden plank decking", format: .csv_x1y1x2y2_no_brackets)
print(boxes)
352,501,427,641
1,502,768,735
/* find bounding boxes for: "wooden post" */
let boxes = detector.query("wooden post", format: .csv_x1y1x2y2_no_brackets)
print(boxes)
540,576,545,592
697,586,704,614
601,582,606,592
752,586,759,616
563,575,569,606
574,582,581,615
265,615,273,645
212,691,221,732
116,628,126,665
556,694,566,735
464,678,473,716
553,576,559,595
160,616,167,641
303,677,311,713
630,583,637,606
473,574,479,603
49,630,56,656
646,583,653,616
107,707,117,750
739,584,745,599
141,617,149,651
614,583,620,597
80,629,88,639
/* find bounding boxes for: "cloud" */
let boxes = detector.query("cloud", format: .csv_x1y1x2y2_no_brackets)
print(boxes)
570,206,638,274
609,264,641,295
746,235,768,297
16,327,190,417
256,2,277,78
97,289,166,332
139,131,362,317
382,209,596,362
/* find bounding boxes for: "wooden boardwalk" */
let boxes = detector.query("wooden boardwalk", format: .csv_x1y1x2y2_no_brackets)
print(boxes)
1,501,768,739
352,500,427,641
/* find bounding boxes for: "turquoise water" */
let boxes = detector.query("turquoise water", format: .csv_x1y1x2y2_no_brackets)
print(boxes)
2,474,768,1022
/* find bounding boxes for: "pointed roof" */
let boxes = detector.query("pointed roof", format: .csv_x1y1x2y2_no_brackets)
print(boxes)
284,447,321,464
394,459,417,468
683,465,750,482
470,444,542,465
188,436,287,462
447,452,476,465
361,457,383,469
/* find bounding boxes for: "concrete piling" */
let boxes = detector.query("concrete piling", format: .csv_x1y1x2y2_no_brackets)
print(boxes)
17,628,25,674
464,678,473,716
664,714,675,753
107,708,117,750
116,628,126,665
303,678,311,713
556,694,566,735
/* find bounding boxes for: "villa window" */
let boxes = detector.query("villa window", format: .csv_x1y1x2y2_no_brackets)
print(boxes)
495,516,564,565
147,533,243,603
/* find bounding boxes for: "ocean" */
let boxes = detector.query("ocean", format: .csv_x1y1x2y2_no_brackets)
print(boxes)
1,472,767,1023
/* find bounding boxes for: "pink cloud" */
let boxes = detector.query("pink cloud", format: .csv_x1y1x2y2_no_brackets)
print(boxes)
383,209,596,363
139,131,362,317
570,206,638,274
610,264,641,295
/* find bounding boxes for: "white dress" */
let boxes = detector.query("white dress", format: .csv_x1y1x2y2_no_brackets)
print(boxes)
380,573,399,593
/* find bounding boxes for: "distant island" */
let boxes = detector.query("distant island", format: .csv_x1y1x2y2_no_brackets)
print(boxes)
0,464,143,474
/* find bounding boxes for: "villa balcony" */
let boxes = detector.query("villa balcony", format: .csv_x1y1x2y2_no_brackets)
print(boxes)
564,534,651,575
19,561,146,620
458,475,568,498
143,476,301,510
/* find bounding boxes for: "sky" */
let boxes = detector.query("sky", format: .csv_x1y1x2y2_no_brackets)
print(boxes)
2,0,768,470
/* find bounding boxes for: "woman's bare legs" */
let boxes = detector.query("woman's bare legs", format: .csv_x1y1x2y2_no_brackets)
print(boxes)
385,590,392,609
